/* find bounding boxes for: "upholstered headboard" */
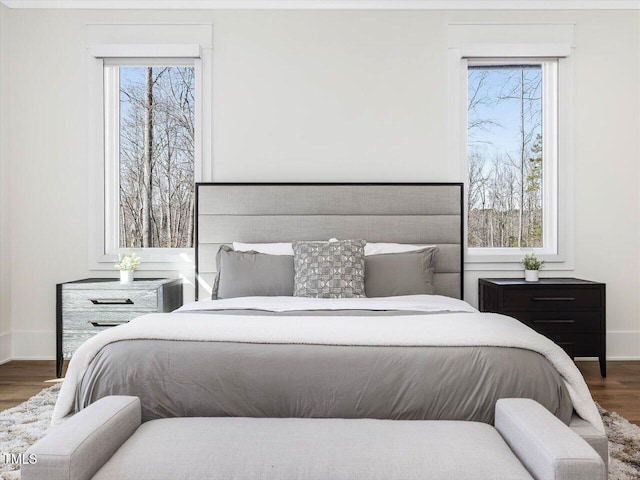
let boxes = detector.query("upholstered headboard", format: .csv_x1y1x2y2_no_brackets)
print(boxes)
195,183,464,300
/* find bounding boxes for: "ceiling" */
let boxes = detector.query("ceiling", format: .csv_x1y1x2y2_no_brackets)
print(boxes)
1,0,639,10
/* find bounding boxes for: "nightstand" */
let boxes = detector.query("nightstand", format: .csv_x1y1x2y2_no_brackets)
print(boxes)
478,278,606,377
56,278,183,377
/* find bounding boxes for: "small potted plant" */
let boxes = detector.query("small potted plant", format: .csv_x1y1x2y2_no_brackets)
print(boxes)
115,253,141,284
521,253,544,282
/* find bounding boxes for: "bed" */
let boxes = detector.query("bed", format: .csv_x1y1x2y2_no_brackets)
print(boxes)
52,183,604,442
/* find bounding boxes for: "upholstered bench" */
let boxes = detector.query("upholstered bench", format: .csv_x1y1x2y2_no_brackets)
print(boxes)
22,396,606,480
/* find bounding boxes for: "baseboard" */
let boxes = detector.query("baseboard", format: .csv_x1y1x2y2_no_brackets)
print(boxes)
607,331,640,360
11,330,55,359
9,356,56,360
547,332,640,361
576,357,640,361
0,331,11,363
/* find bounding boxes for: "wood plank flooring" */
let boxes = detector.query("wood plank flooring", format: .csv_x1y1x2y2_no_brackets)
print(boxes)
578,360,640,426
0,360,638,426
0,361,62,412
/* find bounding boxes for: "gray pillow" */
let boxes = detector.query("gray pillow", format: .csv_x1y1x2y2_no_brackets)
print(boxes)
292,240,366,298
365,246,438,297
212,245,294,299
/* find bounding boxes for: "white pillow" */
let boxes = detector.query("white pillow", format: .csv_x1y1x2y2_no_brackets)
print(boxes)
232,242,294,255
364,242,435,256
329,239,433,256
234,240,435,256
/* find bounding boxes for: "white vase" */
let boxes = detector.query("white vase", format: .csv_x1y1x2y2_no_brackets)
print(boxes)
120,270,134,284
525,270,539,282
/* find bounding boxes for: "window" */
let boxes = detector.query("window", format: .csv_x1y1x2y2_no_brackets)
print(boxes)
88,34,211,270
104,61,197,253
466,59,558,257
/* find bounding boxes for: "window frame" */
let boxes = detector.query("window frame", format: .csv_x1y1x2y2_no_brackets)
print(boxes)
447,43,574,270
465,58,559,259
89,43,211,270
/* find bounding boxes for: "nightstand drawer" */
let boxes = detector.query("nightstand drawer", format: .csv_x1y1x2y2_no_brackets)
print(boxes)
502,288,601,311
543,333,601,358
63,310,142,330
63,289,158,312
511,311,601,334
62,329,109,359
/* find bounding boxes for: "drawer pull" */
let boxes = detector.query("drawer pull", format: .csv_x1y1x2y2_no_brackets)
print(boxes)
89,321,126,327
89,298,134,305
532,297,575,302
533,319,576,324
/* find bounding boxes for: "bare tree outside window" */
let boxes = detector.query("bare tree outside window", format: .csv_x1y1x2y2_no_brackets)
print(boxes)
118,66,195,248
467,65,543,248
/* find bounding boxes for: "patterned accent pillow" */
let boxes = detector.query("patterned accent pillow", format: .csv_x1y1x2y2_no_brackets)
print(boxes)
292,240,366,298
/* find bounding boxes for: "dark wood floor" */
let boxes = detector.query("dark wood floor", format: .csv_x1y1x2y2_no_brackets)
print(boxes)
0,360,639,426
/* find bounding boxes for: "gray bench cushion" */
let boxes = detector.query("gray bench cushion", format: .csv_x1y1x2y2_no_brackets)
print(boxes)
92,417,534,480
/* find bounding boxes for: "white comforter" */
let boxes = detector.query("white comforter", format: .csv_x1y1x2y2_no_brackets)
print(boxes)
53,295,603,433
177,294,479,314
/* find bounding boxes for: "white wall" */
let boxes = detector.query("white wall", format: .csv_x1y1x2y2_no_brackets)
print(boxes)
0,2,10,363
1,8,639,359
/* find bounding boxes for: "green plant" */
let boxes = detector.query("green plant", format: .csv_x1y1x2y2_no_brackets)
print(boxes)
115,253,141,271
521,253,544,271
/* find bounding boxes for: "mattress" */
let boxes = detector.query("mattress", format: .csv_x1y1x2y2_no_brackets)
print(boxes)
53,295,601,433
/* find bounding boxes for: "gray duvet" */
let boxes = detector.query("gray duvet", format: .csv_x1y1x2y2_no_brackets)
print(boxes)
75,309,572,425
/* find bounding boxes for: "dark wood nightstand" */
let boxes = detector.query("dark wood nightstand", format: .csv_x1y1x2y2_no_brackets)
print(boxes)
478,278,606,377
56,278,183,377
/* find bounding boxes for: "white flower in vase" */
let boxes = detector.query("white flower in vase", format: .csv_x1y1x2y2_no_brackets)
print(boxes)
115,253,141,283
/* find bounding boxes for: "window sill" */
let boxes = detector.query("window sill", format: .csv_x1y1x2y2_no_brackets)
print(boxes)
90,249,195,272
464,259,574,272
465,246,573,271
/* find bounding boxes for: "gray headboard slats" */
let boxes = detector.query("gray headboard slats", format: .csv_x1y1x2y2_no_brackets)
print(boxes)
195,183,464,300
198,184,461,216
198,216,461,244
